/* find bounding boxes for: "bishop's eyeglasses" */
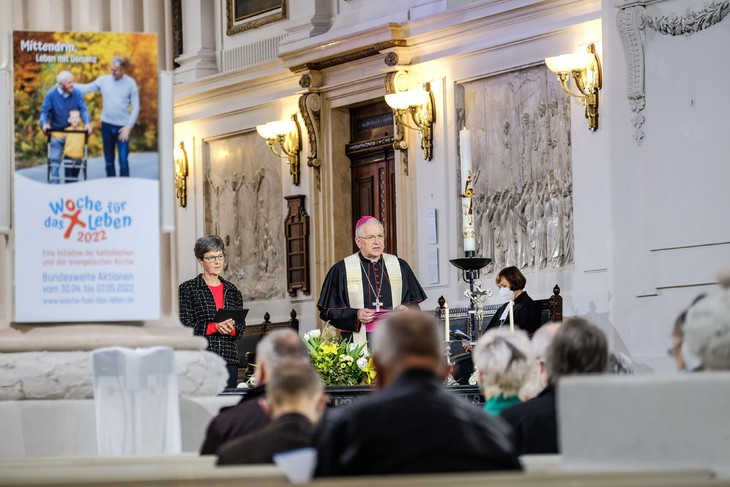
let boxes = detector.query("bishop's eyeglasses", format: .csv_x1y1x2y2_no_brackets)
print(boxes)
359,234,385,242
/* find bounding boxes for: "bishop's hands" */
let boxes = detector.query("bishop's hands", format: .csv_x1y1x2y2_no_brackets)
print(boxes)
357,308,376,324
358,305,410,324
215,318,236,335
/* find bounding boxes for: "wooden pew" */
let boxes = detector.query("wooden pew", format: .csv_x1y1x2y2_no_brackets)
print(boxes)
0,455,723,487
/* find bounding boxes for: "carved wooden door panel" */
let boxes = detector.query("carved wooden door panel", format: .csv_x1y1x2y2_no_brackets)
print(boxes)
347,101,398,254
350,148,397,254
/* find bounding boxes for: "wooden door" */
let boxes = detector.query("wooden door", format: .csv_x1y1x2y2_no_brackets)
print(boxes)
347,102,397,254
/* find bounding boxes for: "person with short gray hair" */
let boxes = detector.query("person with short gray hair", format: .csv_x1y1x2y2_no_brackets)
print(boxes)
684,288,730,371
472,328,535,414
520,321,561,400
217,359,326,465
179,235,244,389
200,328,309,455
76,56,139,177
315,311,521,476
608,351,635,375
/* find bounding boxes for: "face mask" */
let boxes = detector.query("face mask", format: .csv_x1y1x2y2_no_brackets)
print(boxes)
499,287,515,302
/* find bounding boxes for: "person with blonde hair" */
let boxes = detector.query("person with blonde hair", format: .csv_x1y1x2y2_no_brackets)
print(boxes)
472,328,535,415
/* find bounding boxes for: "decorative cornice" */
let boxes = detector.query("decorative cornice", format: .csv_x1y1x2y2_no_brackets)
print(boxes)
289,40,407,73
646,0,729,36
616,0,729,145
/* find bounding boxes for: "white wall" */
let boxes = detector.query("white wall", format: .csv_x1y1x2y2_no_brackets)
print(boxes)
604,0,730,372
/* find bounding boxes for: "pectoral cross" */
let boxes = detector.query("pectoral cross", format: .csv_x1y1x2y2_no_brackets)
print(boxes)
372,299,383,312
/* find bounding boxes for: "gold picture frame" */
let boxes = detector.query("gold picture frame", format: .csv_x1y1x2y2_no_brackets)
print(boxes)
226,0,287,36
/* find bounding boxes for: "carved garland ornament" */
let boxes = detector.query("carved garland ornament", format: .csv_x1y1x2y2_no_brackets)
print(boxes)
616,0,729,145
646,0,729,36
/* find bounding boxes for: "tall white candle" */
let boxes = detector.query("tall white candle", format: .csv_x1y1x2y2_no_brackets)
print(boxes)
444,303,450,342
508,300,515,332
459,128,475,252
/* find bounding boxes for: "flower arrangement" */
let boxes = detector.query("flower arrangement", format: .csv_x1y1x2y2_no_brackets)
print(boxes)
303,329,376,386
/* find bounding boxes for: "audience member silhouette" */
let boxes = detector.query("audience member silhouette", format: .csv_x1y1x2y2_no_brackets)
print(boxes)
472,328,535,415
520,321,561,400
684,288,730,371
217,359,326,465
500,317,607,454
315,311,521,476
200,329,309,454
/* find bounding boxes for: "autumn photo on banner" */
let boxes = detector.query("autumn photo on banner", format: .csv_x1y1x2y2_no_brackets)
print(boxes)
13,31,158,183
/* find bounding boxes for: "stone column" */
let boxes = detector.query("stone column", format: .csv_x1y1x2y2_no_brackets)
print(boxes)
174,0,217,83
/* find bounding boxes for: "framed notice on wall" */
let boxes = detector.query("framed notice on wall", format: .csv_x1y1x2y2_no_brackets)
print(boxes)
11,31,160,322
226,0,287,35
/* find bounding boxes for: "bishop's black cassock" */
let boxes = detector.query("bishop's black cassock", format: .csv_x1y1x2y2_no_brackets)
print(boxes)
317,252,427,332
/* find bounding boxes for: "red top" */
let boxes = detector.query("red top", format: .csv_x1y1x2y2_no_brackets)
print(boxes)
205,283,236,336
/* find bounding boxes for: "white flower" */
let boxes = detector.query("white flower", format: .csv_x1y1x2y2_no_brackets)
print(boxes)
357,357,369,370
303,331,311,341
310,329,321,338
362,349,371,358
347,343,358,351
237,381,249,389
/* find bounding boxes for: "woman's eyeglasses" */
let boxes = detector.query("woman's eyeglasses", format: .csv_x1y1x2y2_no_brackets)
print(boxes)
203,254,225,262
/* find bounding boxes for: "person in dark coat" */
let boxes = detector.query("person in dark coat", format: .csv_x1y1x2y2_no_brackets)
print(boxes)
315,311,521,477
200,328,309,455
316,216,426,343
500,317,608,454
179,235,245,388
217,359,326,465
483,266,541,336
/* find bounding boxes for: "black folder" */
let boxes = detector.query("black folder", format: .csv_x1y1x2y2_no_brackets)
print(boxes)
213,308,248,324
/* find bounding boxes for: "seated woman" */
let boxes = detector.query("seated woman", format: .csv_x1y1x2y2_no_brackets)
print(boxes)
472,328,535,415
483,266,541,336
179,235,245,389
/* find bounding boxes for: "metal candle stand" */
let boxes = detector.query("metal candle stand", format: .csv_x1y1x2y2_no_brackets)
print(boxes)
449,251,491,340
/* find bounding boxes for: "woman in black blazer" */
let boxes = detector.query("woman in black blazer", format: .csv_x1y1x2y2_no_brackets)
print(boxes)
179,235,245,388
483,266,541,337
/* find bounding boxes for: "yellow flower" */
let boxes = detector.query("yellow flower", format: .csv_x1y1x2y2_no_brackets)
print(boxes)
321,343,339,355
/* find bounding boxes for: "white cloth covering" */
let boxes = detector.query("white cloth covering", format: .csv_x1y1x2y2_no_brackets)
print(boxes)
90,346,182,455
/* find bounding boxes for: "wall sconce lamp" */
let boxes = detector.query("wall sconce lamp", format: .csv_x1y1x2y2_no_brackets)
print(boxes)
545,43,602,131
174,141,188,208
385,82,435,161
256,114,302,185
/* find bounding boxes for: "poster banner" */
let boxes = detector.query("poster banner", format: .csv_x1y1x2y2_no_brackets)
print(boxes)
12,31,160,322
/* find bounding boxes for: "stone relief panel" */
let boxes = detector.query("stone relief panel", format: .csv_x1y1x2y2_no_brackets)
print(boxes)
461,64,574,272
205,132,286,301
